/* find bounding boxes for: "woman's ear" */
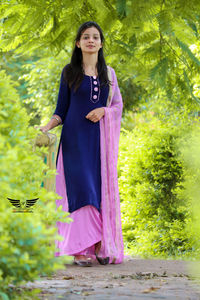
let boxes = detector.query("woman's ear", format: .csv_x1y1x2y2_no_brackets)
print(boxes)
76,41,80,48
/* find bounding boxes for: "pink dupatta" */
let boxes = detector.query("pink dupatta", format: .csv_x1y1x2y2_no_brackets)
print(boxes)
99,66,124,264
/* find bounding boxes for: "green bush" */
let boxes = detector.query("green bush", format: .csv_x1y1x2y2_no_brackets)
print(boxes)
119,111,199,258
0,70,71,299
179,129,200,262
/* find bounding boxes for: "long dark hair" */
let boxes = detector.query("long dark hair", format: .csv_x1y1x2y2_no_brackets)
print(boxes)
63,21,110,92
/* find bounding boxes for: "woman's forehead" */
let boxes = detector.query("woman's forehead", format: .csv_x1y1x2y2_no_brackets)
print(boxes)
81,27,100,36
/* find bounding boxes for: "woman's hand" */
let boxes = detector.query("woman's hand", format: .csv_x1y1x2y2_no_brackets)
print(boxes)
34,116,61,133
85,108,105,123
34,125,49,133
39,126,49,133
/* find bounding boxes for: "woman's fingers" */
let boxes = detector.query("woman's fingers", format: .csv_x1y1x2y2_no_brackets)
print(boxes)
90,118,98,123
34,125,47,133
86,108,105,123
87,115,100,122
34,124,50,133
86,111,102,122
34,125,43,131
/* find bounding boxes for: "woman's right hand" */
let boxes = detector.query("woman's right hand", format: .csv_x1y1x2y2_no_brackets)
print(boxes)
40,126,49,133
34,116,60,133
34,125,49,133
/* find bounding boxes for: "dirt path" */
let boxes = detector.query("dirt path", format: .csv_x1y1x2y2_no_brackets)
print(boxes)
26,256,200,299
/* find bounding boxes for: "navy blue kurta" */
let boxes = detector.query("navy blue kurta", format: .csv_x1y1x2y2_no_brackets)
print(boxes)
53,66,109,213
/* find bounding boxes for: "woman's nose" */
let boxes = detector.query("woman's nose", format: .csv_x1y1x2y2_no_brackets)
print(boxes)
89,37,94,42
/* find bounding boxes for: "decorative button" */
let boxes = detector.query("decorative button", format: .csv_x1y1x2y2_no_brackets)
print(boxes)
89,76,100,103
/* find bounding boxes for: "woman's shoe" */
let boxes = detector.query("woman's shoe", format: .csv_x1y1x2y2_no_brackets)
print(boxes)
95,252,109,265
94,242,109,265
74,257,92,267
74,260,92,267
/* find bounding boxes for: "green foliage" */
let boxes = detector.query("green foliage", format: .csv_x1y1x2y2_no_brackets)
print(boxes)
22,52,68,126
0,70,72,299
116,0,127,19
1,0,200,105
118,108,199,258
179,129,200,263
1,52,41,125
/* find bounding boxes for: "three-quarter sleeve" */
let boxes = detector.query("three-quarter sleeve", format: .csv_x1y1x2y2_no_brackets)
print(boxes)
53,68,70,124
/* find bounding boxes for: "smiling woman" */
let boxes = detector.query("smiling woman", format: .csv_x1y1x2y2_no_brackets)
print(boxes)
39,21,124,266
78,30,102,58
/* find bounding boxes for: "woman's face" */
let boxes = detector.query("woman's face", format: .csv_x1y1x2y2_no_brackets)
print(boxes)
76,26,102,54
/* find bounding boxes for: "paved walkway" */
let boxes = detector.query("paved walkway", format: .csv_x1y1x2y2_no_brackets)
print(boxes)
26,257,200,299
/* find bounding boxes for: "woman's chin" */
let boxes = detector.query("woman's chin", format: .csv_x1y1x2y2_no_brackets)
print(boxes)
83,49,98,54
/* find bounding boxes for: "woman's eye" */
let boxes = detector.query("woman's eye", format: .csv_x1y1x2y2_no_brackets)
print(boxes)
82,36,99,40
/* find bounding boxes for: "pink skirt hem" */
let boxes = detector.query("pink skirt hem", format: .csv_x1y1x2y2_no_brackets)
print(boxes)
55,143,102,257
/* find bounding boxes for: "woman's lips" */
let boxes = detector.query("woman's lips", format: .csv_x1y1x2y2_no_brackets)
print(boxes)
87,45,94,48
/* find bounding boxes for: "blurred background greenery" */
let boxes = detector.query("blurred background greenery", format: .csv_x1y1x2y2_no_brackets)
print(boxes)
1,0,200,298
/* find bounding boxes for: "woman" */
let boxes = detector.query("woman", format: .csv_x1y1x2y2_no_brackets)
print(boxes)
40,21,124,266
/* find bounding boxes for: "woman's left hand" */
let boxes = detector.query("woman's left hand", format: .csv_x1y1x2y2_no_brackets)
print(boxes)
85,108,105,123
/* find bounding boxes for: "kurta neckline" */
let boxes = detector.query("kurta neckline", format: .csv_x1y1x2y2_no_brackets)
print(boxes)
84,74,98,78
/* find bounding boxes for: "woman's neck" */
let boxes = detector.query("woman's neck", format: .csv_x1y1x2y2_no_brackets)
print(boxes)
82,53,98,76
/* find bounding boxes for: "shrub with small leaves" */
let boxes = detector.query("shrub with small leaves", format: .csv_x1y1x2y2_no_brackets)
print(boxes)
0,70,72,300
118,111,199,258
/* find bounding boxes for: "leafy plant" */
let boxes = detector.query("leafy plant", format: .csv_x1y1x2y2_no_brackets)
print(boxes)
0,70,72,299
1,0,200,104
118,109,199,258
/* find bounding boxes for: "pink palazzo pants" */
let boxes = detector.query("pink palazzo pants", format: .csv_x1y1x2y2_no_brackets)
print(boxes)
55,143,102,257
